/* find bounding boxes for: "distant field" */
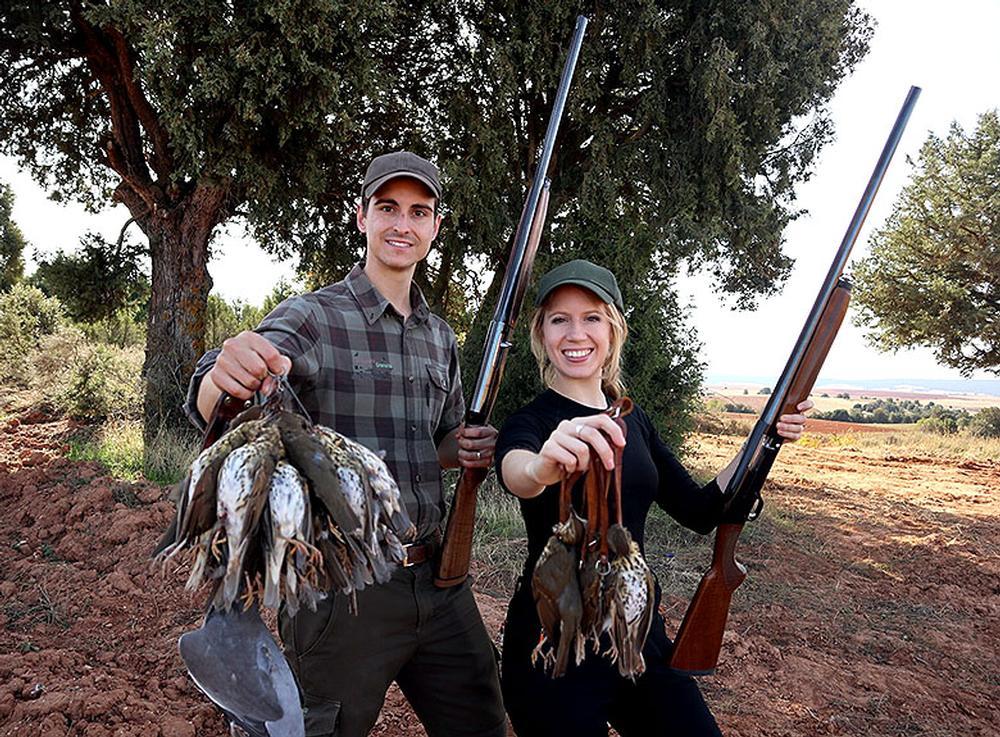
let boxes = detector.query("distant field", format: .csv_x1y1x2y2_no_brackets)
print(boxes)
706,384,1000,414
720,412,902,434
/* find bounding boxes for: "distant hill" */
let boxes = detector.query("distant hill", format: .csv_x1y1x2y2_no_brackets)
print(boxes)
706,375,1000,397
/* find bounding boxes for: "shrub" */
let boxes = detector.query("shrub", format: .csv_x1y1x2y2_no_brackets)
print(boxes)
31,327,143,420
79,308,147,348
917,416,957,435
205,294,265,349
968,407,1000,438
0,283,65,383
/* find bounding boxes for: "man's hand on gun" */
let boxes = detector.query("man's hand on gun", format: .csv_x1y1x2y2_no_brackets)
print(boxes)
456,424,498,469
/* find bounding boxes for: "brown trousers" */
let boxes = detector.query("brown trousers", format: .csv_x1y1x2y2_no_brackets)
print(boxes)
280,561,506,737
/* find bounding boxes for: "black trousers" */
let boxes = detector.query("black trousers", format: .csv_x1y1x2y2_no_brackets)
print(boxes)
280,562,506,737
501,584,722,737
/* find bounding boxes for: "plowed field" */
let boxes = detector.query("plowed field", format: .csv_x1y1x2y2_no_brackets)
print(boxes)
1,409,996,736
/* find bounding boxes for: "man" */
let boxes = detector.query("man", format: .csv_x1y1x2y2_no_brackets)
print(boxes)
185,151,506,737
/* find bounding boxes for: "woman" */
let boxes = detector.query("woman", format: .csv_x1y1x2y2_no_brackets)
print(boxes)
495,260,811,736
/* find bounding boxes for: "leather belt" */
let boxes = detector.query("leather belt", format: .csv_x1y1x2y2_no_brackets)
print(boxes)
401,539,435,567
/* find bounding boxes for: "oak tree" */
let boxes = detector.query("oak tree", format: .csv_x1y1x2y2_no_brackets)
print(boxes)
0,0,436,434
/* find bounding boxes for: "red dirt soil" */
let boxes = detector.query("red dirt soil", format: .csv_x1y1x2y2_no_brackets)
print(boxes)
1,409,997,736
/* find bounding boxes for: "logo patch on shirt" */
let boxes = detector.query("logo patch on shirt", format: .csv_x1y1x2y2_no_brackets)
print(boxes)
353,352,394,378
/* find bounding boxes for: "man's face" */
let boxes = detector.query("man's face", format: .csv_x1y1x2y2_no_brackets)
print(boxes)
357,177,442,276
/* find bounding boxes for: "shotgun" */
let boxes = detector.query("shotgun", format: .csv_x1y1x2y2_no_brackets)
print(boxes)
668,85,921,674
434,16,588,588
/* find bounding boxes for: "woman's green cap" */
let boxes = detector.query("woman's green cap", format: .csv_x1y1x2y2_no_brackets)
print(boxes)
534,260,624,312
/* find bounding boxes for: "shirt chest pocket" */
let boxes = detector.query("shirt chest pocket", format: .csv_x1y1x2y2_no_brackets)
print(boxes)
424,361,450,422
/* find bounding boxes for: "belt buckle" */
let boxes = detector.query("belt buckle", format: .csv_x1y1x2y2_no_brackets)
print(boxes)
402,545,411,567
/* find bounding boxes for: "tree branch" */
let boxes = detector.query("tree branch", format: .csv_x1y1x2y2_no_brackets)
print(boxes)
106,27,174,181
69,0,165,215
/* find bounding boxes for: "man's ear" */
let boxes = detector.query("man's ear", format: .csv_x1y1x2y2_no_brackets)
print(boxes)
431,212,443,240
356,201,367,233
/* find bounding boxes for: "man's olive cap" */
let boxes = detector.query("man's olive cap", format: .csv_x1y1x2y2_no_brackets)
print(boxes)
534,259,624,312
362,151,442,201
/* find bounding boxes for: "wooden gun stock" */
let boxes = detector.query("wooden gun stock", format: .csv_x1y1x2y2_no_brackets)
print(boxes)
668,524,746,674
432,466,490,587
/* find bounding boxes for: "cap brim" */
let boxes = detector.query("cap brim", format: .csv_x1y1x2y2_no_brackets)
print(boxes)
535,278,617,309
363,172,441,200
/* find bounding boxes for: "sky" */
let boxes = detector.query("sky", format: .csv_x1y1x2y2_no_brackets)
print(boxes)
682,0,1000,384
2,0,998,384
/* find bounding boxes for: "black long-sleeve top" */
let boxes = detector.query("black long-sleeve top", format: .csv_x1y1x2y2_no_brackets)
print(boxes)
495,389,725,578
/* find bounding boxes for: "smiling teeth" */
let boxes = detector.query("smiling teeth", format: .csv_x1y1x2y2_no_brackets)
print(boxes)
564,349,592,358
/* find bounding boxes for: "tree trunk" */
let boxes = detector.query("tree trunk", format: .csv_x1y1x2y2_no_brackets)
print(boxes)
139,184,226,441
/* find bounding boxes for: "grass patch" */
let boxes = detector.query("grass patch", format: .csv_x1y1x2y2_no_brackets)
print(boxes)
4,587,71,631
69,421,144,479
798,427,1000,461
40,542,61,562
68,420,199,485
470,475,526,597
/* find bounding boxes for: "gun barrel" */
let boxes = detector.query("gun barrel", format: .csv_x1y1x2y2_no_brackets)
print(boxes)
725,85,920,505
467,16,587,419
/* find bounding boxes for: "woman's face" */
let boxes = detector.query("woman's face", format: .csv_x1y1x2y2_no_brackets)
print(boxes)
540,285,612,385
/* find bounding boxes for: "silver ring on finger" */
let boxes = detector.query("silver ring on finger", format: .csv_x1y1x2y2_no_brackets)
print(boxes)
575,424,586,438
476,450,482,460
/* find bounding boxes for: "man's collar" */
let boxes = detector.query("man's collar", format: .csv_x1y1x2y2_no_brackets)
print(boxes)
346,264,431,325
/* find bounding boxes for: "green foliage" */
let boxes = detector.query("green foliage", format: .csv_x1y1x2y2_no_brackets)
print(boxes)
816,397,973,426
204,295,264,350
967,407,1000,438
917,415,958,436
30,327,144,420
0,1,872,434
758,387,772,395
205,280,302,348
836,392,851,399
0,283,65,384
854,110,1000,376
705,398,754,414
32,231,148,323
0,1,417,218
0,181,27,292
78,308,147,348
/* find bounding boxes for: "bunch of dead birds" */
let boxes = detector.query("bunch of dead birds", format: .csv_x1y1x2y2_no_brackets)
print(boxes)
531,398,655,680
154,388,416,617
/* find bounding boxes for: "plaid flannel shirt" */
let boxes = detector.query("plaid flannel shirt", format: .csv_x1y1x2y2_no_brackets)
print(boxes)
185,264,465,539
